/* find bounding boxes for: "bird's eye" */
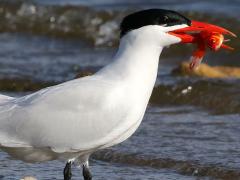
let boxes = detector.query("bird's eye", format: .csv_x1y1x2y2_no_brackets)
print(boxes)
164,16,169,21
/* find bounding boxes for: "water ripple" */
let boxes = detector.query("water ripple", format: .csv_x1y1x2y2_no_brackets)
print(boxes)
93,149,240,180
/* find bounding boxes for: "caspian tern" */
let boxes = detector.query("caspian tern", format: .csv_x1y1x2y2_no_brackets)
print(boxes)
0,9,235,180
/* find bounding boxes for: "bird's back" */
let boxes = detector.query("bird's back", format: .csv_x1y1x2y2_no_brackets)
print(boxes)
0,75,144,159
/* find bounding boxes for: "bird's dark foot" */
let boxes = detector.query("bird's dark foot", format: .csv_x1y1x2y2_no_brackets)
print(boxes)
82,163,92,180
64,161,72,180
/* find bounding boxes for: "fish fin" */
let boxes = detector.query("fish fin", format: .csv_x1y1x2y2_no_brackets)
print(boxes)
189,56,203,70
221,44,234,50
189,42,206,70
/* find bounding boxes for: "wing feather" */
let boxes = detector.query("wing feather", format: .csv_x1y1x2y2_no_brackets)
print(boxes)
0,76,131,152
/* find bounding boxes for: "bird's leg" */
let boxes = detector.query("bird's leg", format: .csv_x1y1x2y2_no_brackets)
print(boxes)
64,160,73,180
82,161,92,180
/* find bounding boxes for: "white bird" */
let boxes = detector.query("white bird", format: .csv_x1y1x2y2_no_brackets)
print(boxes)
0,9,230,180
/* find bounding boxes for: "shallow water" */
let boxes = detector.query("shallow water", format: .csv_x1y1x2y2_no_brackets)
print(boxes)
0,0,239,179
0,33,114,82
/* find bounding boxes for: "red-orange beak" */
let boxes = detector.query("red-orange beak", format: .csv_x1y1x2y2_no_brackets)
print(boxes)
169,20,237,48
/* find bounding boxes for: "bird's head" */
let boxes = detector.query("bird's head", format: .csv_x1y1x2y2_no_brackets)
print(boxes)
120,9,236,68
120,9,191,47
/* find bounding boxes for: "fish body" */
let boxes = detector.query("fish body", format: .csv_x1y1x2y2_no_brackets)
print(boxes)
189,31,233,70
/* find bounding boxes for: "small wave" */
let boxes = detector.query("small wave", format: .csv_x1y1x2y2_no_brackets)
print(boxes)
151,79,240,114
0,1,126,46
93,149,240,180
0,1,239,48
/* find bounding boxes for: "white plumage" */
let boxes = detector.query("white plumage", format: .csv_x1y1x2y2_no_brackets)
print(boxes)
0,25,186,164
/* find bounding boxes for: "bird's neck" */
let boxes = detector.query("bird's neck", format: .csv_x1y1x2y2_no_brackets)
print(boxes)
97,33,163,87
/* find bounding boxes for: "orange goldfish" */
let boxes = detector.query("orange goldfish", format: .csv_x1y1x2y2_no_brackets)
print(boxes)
169,21,236,70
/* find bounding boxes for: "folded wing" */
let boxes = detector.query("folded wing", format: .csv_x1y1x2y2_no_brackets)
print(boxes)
0,76,131,153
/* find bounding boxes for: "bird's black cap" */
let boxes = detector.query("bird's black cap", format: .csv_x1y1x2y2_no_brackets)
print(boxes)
120,9,191,37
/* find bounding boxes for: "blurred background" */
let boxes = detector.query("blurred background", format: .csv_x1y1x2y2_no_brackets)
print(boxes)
0,0,239,179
